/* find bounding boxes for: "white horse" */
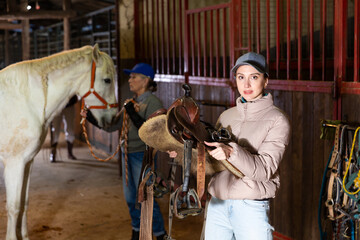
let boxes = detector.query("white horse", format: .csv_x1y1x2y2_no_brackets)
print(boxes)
0,44,118,240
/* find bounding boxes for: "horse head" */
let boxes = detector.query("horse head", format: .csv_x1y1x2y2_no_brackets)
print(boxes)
80,44,118,128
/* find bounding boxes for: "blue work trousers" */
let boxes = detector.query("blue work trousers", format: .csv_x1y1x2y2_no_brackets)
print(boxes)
122,152,166,237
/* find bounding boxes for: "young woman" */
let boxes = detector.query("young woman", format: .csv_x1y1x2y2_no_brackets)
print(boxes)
204,52,291,240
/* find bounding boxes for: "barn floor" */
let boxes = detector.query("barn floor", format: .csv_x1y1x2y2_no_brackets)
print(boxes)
0,132,204,240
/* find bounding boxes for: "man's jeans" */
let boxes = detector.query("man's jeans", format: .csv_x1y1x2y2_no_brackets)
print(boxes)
122,152,166,236
205,196,273,240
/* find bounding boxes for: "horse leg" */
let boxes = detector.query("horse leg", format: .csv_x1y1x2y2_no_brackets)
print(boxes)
20,160,33,240
4,158,32,240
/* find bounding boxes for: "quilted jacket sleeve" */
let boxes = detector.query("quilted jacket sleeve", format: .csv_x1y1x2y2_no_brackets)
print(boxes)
227,114,291,181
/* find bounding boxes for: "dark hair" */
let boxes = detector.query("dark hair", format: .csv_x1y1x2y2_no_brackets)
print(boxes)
147,79,157,92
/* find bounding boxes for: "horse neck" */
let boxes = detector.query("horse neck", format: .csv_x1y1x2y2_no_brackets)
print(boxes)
44,58,92,125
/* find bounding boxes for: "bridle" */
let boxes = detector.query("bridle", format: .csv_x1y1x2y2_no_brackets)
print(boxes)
80,60,120,162
81,60,119,110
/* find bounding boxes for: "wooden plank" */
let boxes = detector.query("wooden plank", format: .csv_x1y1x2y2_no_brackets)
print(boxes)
301,92,314,240
311,92,325,238
63,0,71,50
4,30,9,66
0,10,76,20
21,19,30,60
0,22,22,29
291,92,303,239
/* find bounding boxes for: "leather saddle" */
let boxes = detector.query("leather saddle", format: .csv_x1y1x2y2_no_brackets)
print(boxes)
138,84,244,188
166,84,244,178
166,84,213,146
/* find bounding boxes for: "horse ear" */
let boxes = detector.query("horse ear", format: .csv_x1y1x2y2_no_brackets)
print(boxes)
92,44,100,62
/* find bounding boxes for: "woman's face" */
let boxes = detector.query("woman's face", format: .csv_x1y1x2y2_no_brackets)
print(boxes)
128,73,149,96
235,65,268,101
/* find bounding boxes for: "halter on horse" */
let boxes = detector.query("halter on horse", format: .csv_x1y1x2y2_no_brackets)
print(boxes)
0,44,118,240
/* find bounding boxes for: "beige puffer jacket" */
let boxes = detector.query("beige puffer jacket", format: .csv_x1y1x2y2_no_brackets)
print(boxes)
207,93,291,200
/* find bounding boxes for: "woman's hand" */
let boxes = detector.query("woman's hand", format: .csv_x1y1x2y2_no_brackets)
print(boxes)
167,151,178,158
204,141,233,161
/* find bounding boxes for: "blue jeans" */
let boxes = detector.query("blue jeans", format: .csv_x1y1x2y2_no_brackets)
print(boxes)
205,197,273,240
122,152,166,236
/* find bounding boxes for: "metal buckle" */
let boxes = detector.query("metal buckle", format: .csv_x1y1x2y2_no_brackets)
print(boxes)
211,127,231,142
153,173,170,198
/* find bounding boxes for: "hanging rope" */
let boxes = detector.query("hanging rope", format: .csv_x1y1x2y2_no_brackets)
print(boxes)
81,116,121,162
81,99,140,186
121,110,130,185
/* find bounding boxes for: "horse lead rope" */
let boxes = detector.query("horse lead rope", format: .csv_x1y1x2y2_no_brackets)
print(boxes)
81,119,121,162
121,110,130,185
81,106,132,187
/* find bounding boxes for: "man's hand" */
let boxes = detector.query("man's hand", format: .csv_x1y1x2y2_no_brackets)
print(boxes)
204,141,233,161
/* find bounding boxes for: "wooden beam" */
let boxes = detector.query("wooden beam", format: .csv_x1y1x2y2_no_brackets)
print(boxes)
63,0,71,50
0,10,76,20
0,22,22,29
4,30,9,66
22,20,30,60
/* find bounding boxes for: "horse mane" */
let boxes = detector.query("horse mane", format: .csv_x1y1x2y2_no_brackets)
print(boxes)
0,45,94,85
28,45,94,77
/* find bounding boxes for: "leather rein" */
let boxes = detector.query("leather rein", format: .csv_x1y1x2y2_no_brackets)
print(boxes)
80,60,120,162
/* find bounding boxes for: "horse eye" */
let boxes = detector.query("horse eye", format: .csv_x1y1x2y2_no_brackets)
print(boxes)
104,78,111,84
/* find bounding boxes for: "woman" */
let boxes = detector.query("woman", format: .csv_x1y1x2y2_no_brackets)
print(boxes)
89,63,167,240
204,52,291,240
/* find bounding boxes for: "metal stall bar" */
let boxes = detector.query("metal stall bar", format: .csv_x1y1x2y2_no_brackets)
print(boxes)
156,0,160,73
107,9,113,57
161,0,165,73
210,10,214,78
354,0,359,82
191,14,195,76
167,0,170,74
286,0,290,80
222,8,227,78
140,0,144,60
276,0,280,79
256,0,260,53
183,0,189,82
247,0,251,52
321,0,327,81
216,9,220,78
297,0,302,80
146,0,150,63
309,0,314,80
230,1,234,76
179,0,184,75
151,0,155,68
239,0,242,51
172,0,176,73
197,13,201,76
334,0,347,119
203,11,207,76
266,0,270,65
